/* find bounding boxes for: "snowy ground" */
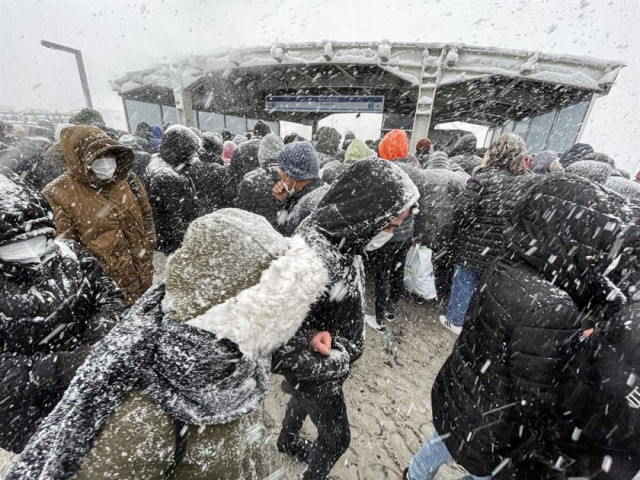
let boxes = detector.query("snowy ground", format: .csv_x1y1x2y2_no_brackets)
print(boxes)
264,292,472,480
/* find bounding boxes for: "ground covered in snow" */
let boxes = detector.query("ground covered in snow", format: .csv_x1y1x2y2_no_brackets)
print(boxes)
265,292,470,480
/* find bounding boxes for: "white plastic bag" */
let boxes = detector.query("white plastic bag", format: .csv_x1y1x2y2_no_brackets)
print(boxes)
403,244,437,300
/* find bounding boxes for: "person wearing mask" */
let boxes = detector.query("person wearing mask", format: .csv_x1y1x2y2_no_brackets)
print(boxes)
419,151,467,299
273,158,420,480
146,125,201,255
404,175,639,480
366,129,425,331
234,133,285,228
272,141,327,236
0,169,124,455
7,208,330,480
314,126,341,167
42,126,155,307
440,133,532,335
449,134,483,175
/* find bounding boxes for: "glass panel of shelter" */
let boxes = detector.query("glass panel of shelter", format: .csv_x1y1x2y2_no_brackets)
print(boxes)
546,101,589,152
124,99,162,134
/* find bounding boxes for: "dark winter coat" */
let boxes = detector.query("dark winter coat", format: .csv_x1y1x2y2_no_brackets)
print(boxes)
432,175,638,478
449,134,482,175
199,132,224,165
41,142,68,186
235,166,281,228
0,169,124,453
224,139,261,206
185,159,228,217
391,162,422,242
419,156,467,250
42,126,155,307
272,159,420,393
315,127,341,167
452,168,532,274
146,126,201,254
276,177,326,236
320,160,348,185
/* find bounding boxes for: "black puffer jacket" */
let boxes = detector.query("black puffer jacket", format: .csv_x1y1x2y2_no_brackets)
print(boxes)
199,132,224,166
452,168,532,274
432,175,638,479
315,127,341,167
0,170,124,453
0,138,53,190
186,160,228,217
235,166,283,229
272,159,420,392
146,126,201,253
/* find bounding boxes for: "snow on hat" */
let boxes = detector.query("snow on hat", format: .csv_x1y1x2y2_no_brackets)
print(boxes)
565,160,612,185
344,138,372,164
379,129,409,161
424,151,450,170
416,138,432,154
118,134,138,147
258,133,285,167
559,143,594,168
70,108,104,126
277,141,319,180
164,208,329,359
233,135,248,145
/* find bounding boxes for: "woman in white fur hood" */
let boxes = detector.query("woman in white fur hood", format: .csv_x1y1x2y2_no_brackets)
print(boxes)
8,208,330,480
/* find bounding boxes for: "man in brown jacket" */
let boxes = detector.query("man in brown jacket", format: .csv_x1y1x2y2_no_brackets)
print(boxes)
43,126,155,306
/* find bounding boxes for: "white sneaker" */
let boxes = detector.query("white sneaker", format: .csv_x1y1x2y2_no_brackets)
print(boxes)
365,314,386,334
439,315,462,335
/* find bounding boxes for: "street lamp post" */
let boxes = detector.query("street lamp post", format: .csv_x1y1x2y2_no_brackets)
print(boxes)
41,40,93,108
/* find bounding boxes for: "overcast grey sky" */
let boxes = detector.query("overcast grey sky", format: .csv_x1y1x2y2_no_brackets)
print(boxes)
1,0,638,171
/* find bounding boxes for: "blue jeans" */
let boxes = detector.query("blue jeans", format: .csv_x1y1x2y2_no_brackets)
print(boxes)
409,432,491,480
445,265,479,326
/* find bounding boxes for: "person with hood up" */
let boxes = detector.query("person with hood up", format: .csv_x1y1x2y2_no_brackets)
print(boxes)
146,124,200,255
415,137,432,167
405,174,639,480
314,126,341,167
272,141,328,237
440,133,532,335
530,150,563,174
7,208,331,480
223,137,261,206
320,138,372,185
252,120,272,139
234,133,285,228
198,131,224,165
273,158,420,479
39,123,74,187
418,151,467,298
449,134,483,175
42,126,155,307
565,159,612,185
366,129,423,331
0,136,53,190
149,126,163,152
0,169,124,455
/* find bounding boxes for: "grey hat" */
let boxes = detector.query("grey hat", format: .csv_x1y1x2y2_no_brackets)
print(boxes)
565,160,612,185
277,141,319,180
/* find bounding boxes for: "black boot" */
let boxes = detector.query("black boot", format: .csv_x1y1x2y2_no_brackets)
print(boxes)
277,433,313,463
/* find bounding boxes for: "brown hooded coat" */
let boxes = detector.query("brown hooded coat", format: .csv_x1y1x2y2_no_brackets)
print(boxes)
42,126,155,306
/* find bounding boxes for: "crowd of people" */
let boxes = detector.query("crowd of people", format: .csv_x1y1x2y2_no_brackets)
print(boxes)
0,107,639,480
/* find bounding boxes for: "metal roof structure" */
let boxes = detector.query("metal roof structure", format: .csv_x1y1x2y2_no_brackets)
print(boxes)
111,42,624,150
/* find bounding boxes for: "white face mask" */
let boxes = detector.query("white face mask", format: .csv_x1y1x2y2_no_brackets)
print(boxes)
91,157,117,180
0,235,49,265
364,230,394,251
